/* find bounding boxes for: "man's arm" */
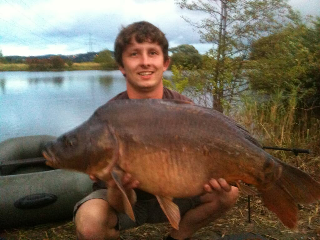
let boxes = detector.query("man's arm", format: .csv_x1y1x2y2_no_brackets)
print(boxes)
169,178,239,240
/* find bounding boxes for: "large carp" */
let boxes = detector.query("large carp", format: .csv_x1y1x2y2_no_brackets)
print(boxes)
43,99,320,230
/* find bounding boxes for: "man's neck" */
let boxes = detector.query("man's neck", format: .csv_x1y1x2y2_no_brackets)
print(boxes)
126,84,164,99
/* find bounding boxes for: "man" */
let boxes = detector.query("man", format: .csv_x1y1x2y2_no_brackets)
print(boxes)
74,21,239,240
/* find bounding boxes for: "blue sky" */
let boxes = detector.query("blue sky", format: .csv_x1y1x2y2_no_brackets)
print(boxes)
0,0,319,57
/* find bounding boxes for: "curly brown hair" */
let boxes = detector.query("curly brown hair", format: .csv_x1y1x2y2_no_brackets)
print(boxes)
114,21,169,67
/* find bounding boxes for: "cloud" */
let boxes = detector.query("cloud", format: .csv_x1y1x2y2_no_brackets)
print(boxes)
0,0,318,56
289,0,320,17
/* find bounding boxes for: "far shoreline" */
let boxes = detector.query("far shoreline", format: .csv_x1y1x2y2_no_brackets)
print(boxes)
0,62,114,72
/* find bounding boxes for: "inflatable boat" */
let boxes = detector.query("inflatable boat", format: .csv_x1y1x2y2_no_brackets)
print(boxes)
0,135,93,229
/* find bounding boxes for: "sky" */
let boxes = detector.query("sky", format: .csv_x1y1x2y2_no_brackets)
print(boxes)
0,0,319,57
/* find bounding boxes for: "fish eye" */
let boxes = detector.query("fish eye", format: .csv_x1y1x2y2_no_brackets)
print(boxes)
62,135,76,147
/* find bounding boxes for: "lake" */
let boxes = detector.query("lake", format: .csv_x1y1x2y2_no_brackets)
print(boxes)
0,70,172,142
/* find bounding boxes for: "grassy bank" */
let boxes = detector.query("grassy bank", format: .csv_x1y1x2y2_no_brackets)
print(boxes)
2,195,319,239
67,62,101,71
0,62,102,71
0,63,29,71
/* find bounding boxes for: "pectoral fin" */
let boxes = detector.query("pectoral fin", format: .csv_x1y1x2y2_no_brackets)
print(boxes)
111,170,135,222
156,195,180,230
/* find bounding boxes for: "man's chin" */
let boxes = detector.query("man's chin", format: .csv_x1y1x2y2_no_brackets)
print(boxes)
133,82,159,92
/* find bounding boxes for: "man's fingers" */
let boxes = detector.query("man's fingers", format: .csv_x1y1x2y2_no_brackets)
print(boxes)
130,180,140,189
203,184,213,193
122,173,132,184
89,175,98,182
122,173,140,189
209,178,222,191
205,178,232,192
217,178,232,192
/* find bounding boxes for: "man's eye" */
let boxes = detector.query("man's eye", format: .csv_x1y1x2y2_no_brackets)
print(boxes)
130,52,137,56
150,51,158,55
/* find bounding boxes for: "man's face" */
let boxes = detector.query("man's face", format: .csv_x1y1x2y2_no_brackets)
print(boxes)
119,38,170,94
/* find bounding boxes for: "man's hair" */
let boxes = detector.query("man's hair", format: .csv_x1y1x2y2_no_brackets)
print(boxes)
114,21,169,67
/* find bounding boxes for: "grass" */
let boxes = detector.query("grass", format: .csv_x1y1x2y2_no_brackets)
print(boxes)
67,62,101,71
0,63,29,71
233,90,320,150
1,196,319,239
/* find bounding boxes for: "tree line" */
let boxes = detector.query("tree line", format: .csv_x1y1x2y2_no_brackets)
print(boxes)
169,0,320,154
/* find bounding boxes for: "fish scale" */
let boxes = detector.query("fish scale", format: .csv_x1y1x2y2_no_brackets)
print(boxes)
43,99,320,230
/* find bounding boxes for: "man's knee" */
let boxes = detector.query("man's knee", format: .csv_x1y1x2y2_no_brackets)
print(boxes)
75,199,118,239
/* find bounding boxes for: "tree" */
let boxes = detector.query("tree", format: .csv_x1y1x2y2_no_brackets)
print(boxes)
50,56,65,70
0,50,6,63
94,50,117,70
175,0,296,112
26,56,66,71
26,58,51,71
248,17,320,118
169,44,202,69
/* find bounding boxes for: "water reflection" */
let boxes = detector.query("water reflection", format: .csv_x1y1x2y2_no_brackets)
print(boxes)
28,76,64,86
53,77,63,85
99,75,114,88
0,79,5,94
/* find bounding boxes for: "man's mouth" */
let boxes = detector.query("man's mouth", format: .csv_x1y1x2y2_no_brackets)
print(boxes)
138,71,153,76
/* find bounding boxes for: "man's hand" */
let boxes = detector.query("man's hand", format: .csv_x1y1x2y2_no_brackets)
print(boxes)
203,178,232,193
89,174,99,182
202,178,239,210
169,178,239,239
106,172,140,190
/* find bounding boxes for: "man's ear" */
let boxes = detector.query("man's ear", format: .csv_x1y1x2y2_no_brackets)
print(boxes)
163,58,171,71
119,65,126,77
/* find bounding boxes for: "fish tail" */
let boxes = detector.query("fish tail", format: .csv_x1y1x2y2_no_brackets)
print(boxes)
275,158,320,204
260,157,320,229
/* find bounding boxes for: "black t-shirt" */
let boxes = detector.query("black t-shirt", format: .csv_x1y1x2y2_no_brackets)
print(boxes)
94,87,192,200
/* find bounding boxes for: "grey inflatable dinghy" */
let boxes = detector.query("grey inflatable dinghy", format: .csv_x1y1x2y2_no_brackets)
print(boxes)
0,135,93,228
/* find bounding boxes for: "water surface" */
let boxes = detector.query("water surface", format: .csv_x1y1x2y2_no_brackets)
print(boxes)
0,70,128,142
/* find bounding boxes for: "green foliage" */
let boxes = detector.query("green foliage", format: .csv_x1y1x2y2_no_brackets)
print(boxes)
169,44,202,69
171,53,247,111
176,0,296,112
231,17,320,156
94,50,117,70
234,89,320,156
248,17,320,118
170,65,189,93
65,59,74,68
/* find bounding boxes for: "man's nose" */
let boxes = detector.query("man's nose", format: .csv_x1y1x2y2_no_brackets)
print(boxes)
140,52,150,66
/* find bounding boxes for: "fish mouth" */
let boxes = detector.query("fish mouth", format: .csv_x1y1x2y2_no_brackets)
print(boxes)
42,149,57,168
